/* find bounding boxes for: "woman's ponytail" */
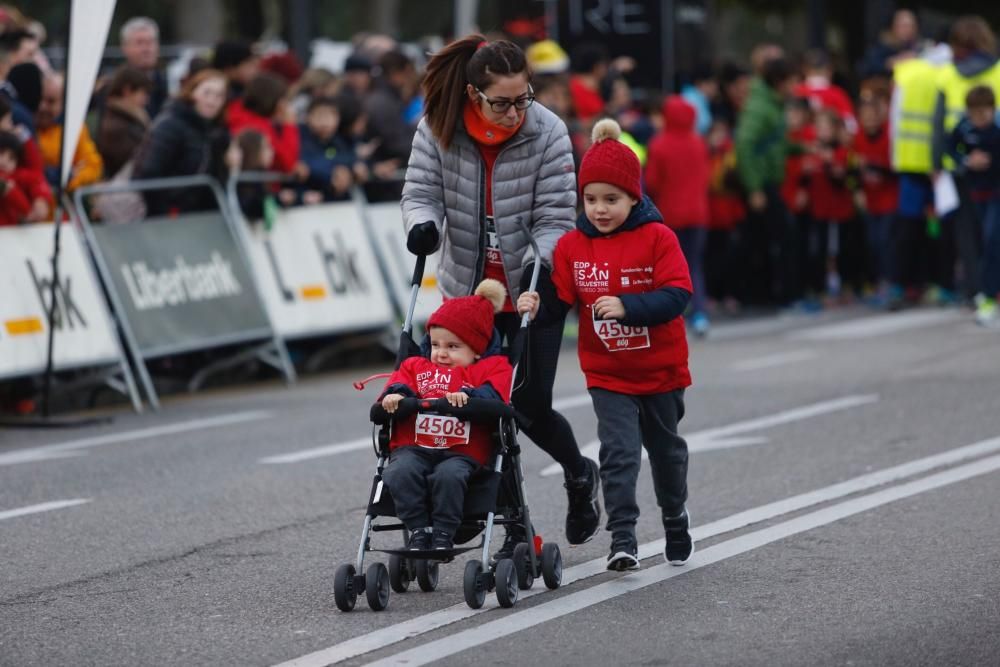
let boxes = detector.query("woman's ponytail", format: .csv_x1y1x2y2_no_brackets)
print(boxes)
423,34,485,149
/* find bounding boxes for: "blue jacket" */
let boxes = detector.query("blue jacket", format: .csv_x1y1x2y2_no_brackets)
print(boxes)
298,124,359,200
947,116,1000,199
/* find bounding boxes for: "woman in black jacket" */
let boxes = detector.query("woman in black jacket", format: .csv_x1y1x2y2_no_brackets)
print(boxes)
132,68,231,216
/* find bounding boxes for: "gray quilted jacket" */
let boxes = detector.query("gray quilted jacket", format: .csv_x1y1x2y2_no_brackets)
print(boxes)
401,103,576,298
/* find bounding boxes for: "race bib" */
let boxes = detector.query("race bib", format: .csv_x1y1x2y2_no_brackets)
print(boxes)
414,413,471,449
592,317,650,352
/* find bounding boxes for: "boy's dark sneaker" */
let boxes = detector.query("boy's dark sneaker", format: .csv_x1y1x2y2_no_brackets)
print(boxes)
564,458,601,545
606,532,639,571
431,528,454,551
664,508,693,566
408,528,432,551
490,524,528,564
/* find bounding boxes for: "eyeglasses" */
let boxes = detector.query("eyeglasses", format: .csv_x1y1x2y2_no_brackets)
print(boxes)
476,85,535,114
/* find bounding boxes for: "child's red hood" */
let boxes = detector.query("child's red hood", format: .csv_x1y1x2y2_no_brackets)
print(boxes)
662,95,696,134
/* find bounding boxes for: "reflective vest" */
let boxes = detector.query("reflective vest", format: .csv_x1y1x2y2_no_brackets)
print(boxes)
620,131,648,166
891,58,941,174
937,61,1000,133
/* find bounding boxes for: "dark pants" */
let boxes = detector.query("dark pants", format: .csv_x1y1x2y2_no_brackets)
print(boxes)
589,387,688,536
676,226,708,315
892,215,932,291
742,187,798,305
381,447,478,536
980,200,1000,298
864,212,895,286
495,308,584,476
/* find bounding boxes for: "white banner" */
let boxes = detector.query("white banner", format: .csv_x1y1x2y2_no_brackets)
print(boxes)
0,223,121,378
243,203,395,339
362,202,442,325
62,0,117,186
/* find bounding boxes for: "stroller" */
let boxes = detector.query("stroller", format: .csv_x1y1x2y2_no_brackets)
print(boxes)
334,246,564,612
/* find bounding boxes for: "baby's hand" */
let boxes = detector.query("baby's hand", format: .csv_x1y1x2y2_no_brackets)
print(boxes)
445,391,469,408
593,295,626,320
381,393,404,413
517,291,540,319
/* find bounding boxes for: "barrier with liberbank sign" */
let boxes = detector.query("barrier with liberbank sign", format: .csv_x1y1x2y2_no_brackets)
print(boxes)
240,202,395,339
0,222,142,410
76,175,296,409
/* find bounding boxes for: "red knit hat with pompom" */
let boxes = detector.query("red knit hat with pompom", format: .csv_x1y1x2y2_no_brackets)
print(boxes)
578,118,642,200
426,279,506,354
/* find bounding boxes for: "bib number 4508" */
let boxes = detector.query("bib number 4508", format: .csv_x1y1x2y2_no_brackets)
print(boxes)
415,414,471,448
593,319,651,351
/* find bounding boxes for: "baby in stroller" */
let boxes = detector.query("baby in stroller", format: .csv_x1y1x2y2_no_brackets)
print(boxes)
379,279,512,553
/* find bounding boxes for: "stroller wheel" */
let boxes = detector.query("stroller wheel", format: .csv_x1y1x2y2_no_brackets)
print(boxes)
333,563,357,612
512,542,535,590
366,562,390,611
388,554,411,593
415,559,439,592
463,560,486,609
541,542,563,589
495,558,519,608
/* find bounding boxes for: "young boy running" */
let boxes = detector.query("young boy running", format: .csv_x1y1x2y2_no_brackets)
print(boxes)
518,119,694,570
380,279,513,552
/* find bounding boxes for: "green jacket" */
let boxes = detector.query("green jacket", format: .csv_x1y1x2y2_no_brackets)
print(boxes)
735,77,788,192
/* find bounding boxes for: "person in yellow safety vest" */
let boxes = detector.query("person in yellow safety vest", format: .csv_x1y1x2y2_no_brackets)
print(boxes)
889,39,951,308
931,16,1000,302
932,16,1000,171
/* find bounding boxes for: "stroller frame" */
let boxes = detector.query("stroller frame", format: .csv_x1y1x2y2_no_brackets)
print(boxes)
334,227,564,612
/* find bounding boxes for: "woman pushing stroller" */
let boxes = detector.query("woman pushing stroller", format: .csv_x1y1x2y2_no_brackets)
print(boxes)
401,34,601,557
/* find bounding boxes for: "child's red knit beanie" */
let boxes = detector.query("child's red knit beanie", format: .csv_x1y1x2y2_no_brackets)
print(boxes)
426,279,506,354
578,118,642,200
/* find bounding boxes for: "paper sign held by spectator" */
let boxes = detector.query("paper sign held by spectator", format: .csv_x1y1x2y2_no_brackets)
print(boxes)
933,172,959,217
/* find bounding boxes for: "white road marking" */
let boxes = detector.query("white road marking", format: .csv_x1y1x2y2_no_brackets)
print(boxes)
730,349,818,372
551,394,592,411
0,499,91,522
540,394,879,477
788,309,961,341
271,434,1000,667
368,451,1000,666
259,437,373,464
0,411,272,467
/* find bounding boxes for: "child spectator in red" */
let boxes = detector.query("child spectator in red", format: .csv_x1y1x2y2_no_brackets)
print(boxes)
782,96,820,307
379,279,513,552
646,95,711,337
0,130,32,225
808,109,858,300
519,119,694,570
705,119,746,313
852,93,899,306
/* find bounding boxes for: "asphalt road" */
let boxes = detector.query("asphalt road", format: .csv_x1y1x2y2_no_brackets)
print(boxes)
2,305,999,666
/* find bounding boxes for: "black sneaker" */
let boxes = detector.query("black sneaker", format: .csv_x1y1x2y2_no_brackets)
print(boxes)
564,458,601,545
664,508,694,566
490,525,527,564
408,528,431,551
606,532,639,571
431,528,454,551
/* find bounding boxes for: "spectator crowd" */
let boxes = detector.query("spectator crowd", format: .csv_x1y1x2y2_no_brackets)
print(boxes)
3,6,1000,333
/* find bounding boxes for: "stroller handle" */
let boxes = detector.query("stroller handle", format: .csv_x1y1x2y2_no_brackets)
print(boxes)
370,397,515,425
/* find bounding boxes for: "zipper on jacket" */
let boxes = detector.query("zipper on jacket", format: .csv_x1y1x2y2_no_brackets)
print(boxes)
473,155,487,295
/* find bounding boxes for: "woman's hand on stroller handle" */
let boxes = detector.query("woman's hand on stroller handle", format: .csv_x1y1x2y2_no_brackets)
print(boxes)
406,221,439,256
516,291,540,320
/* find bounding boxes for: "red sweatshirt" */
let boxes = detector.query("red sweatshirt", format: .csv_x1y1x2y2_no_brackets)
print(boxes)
852,124,899,216
0,170,32,226
645,96,710,230
551,200,692,395
226,99,301,173
382,355,513,465
808,144,855,223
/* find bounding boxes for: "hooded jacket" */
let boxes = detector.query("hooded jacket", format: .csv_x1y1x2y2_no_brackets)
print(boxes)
402,102,575,300
735,77,789,192
548,196,693,395
645,96,710,229
379,331,512,465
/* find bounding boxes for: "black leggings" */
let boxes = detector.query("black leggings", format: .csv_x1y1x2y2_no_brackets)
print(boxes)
495,310,584,474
